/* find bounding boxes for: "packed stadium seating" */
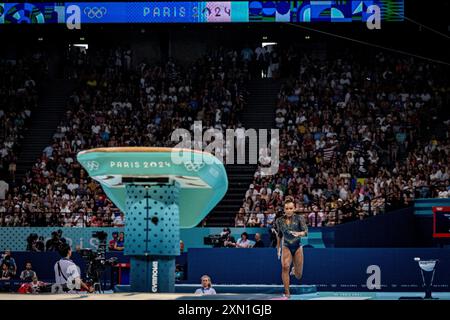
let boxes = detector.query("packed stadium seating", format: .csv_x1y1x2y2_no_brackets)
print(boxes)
238,50,450,227
0,44,448,229
0,51,47,183
0,45,253,227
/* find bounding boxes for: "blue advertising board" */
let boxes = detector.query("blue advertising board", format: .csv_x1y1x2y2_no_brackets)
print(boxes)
0,1,404,24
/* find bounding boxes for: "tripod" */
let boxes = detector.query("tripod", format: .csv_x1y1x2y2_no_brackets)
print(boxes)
86,264,105,293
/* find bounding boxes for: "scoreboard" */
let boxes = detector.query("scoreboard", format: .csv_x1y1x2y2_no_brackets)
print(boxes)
433,206,450,238
0,1,405,24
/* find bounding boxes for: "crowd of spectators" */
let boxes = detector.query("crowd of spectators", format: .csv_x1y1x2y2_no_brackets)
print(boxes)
0,52,47,182
1,45,448,229
1,45,253,227
237,50,450,227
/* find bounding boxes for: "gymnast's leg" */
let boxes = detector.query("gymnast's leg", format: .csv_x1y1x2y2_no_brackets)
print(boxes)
293,246,304,281
281,246,293,298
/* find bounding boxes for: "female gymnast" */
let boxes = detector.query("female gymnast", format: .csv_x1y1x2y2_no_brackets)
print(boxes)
275,196,308,298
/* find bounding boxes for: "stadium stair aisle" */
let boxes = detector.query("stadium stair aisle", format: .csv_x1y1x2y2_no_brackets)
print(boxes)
15,80,74,179
206,78,281,226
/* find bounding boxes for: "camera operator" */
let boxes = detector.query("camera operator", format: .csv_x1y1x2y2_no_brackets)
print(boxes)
54,243,94,293
0,250,17,276
221,228,236,248
36,236,45,252
46,231,62,252
57,229,67,244
26,234,40,252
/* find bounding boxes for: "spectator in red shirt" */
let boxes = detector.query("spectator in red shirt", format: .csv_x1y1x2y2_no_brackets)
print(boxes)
90,213,104,227
109,232,118,251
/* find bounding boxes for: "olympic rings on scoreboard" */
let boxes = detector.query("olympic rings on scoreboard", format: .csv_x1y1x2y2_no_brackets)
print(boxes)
83,7,107,19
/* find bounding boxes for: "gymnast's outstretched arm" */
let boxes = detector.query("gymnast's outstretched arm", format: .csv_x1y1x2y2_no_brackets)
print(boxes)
300,215,308,236
276,235,282,259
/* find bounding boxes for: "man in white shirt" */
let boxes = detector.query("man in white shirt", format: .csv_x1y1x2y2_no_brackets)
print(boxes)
91,124,101,134
60,202,71,214
438,190,449,198
72,210,89,227
43,145,54,158
430,168,442,182
311,188,322,198
339,185,349,201
54,243,93,293
113,212,125,227
275,113,285,128
67,179,79,192
273,185,284,197
0,147,8,158
245,184,258,200
65,157,74,165
260,182,272,196
255,207,266,227
266,208,276,227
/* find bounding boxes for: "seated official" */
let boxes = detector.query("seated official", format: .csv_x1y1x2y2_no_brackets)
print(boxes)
0,250,17,276
20,262,37,282
194,275,217,295
1,263,12,280
0,262,13,292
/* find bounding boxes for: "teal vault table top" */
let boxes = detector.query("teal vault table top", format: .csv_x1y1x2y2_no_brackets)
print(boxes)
77,147,228,228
